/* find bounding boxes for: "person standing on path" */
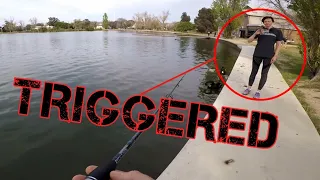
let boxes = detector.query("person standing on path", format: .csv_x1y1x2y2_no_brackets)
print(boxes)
243,16,284,99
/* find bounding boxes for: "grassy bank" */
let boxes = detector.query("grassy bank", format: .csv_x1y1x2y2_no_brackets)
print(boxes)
274,46,320,134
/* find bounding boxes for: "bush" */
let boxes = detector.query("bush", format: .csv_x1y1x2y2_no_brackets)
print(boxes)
85,27,95,31
39,27,48,32
174,22,195,32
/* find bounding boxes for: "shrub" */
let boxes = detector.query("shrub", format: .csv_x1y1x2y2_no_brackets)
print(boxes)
174,22,195,32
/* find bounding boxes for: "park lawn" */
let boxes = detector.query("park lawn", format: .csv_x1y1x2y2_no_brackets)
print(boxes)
275,45,320,134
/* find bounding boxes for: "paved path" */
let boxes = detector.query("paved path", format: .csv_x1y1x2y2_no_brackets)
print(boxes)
157,45,320,180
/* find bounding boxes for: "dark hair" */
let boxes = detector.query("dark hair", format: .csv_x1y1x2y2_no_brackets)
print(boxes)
262,16,274,23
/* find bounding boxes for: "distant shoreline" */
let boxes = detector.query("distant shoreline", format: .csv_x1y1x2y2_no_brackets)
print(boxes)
111,29,216,38
0,29,105,34
0,28,217,39
0,28,254,46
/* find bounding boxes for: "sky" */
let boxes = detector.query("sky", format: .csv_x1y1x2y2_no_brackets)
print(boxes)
0,0,261,25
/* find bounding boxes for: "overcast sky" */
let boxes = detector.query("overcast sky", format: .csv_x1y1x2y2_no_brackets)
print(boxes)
0,0,261,25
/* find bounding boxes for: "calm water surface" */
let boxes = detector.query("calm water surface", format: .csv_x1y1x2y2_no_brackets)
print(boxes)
0,31,240,180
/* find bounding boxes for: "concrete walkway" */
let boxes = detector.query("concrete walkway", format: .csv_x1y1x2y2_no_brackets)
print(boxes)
157,45,320,180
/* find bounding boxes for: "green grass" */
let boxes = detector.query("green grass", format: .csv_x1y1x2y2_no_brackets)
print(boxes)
299,79,320,89
275,46,320,134
275,46,310,83
291,88,320,133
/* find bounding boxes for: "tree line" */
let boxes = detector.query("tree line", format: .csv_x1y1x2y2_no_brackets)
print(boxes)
0,0,249,35
1,17,104,32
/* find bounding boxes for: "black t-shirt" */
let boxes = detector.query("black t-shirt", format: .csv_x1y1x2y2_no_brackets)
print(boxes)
253,27,283,58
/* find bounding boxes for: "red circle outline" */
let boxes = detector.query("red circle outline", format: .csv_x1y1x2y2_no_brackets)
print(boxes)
213,8,307,101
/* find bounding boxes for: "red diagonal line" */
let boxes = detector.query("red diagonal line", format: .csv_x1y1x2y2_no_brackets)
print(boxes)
140,57,215,95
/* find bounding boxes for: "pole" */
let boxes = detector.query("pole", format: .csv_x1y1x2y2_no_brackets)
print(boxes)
85,74,186,180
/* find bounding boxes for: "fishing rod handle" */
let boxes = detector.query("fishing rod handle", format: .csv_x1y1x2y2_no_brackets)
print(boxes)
85,160,117,180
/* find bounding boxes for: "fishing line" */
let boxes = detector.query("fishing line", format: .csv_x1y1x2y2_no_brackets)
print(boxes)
85,74,186,180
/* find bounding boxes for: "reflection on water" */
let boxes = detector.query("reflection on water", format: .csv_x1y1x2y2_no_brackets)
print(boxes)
0,31,240,180
179,37,190,54
191,37,239,104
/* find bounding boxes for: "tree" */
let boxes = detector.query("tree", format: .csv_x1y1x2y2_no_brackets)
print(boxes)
194,7,217,33
91,21,98,28
48,17,60,26
103,13,109,29
109,21,117,29
25,24,32,31
29,17,38,28
175,22,195,32
83,19,91,30
181,12,191,22
211,0,249,38
16,20,25,31
167,22,178,31
133,11,161,30
133,12,144,29
3,18,16,32
116,18,127,29
258,0,297,22
174,12,195,32
55,21,71,29
73,19,83,30
113,18,134,29
18,20,25,28
288,0,320,80
149,15,161,30
126,20,135,28
159,10,170,30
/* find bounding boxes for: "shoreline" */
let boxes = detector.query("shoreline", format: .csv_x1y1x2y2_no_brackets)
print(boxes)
0,29,106,34
111,29,216,38
0,28,216,38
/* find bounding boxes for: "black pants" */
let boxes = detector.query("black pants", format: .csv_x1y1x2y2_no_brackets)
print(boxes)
248,56,272,90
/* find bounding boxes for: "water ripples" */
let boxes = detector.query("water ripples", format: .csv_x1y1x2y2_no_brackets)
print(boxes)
0,31,240,180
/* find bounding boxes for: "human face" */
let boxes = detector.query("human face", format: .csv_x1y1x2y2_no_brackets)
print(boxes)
263,18,273,29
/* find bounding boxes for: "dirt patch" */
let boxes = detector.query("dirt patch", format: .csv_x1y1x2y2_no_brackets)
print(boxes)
298,87,320,118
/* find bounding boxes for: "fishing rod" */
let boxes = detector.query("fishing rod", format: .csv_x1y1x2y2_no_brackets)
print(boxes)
85,74,186,180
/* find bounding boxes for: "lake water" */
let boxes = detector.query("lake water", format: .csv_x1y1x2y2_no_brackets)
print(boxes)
0,30,240,180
